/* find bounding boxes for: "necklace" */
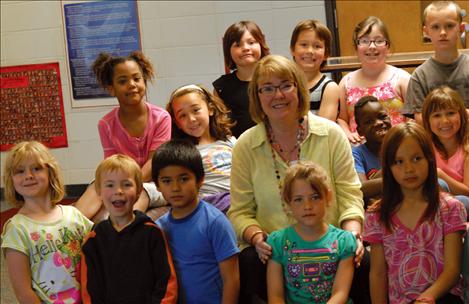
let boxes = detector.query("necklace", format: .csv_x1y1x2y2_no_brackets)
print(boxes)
267,117,305,211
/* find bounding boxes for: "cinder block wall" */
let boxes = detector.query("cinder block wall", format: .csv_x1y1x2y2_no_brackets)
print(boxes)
0,1,326,189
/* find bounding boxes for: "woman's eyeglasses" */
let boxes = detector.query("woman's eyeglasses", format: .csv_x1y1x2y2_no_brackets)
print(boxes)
258,82,296,97
356,37,388,47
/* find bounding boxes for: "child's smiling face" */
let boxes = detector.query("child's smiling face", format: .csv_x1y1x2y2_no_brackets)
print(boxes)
356,101,391,145
98,169,138,226
172,92,214,144
291,29,326,73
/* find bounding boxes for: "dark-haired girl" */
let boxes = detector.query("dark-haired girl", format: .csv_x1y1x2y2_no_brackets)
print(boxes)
75,51,171,222
213,21,270,138
364,122,466,304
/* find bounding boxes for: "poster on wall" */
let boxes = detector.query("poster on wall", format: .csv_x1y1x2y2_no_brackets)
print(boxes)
0,63,68,151
62,0,141,107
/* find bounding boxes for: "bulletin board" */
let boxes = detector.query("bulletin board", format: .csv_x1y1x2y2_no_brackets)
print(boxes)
0,63,68,151
61,0,142,108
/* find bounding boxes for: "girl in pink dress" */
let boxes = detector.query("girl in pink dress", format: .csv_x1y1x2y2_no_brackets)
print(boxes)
422,85,469,220
337,16,410,144
364,122,466,304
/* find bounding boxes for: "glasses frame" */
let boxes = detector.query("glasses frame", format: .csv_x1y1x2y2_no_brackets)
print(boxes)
356,37,388,47
258,82,297,97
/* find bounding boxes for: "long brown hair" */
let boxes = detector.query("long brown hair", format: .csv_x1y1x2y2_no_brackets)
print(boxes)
379,122,439,231
167,84,234,144
422,85,469,159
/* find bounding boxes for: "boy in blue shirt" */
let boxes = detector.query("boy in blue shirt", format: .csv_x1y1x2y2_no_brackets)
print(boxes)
153,139,240,304
352,96,391,206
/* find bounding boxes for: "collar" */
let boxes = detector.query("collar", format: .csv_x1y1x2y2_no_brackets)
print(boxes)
249,112,330,150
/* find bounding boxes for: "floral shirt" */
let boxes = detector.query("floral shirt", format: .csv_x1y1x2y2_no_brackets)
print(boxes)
345,66,405,132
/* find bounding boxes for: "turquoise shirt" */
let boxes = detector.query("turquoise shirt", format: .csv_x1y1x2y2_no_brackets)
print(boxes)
268,225,356,304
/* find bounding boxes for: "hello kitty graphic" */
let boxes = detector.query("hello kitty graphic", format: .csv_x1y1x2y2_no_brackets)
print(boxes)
36,251,81,304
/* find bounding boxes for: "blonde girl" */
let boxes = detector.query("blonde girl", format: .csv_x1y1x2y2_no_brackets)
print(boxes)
422,86,469,219
75,51,171,222
364,122,466,304
167,84,235,212
1,141,92,303
337,16,410,144
290,19,340,121
267,161,355,304
213,21,270,138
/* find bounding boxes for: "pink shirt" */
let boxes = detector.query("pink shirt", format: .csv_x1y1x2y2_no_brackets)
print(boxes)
364,194,466,304
435,146,465,182
98,102,171,167
345,66,405,132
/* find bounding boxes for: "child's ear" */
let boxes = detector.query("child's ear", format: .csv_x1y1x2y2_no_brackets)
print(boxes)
423,25,430,37
107,85,116,97
356,123,363,136
197,177,204,189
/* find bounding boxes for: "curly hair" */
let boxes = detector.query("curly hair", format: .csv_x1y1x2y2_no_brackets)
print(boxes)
92,51,155,88
167,84,235,144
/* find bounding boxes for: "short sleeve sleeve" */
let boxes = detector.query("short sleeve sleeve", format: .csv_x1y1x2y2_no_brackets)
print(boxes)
363,211,384,244
209,214,240,262
71,206,94,234
1,218,29,255
97,118,117,158
441,197,467,235
352,147,366,174
267,230,284,264
148,109,171,152
338,230,357,260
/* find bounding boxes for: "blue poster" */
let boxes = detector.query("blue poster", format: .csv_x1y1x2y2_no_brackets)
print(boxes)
64,1,141,100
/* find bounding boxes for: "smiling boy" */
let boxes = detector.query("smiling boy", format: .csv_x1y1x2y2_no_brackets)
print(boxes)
352,96,392,204
154,139,240,304
81,154,177,304
403,1,469,123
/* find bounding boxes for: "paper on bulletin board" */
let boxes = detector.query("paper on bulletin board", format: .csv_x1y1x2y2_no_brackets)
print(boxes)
61,0,142,108
0,63,68,151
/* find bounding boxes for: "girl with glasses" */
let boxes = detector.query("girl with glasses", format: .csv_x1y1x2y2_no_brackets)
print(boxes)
337,16,411,145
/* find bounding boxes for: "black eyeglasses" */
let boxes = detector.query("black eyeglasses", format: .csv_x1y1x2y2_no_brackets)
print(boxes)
357,37,388,47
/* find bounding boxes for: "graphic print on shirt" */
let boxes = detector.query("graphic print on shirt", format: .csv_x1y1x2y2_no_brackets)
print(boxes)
283,239,339,303
202,146,232,176
30,226,85,303
35,251,81,304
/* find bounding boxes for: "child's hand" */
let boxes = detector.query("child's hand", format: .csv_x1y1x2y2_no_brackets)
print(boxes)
253,235,272,264
347,132,365,145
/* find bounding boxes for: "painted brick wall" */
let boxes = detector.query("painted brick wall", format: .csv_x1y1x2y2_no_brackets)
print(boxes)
0,0,326,186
